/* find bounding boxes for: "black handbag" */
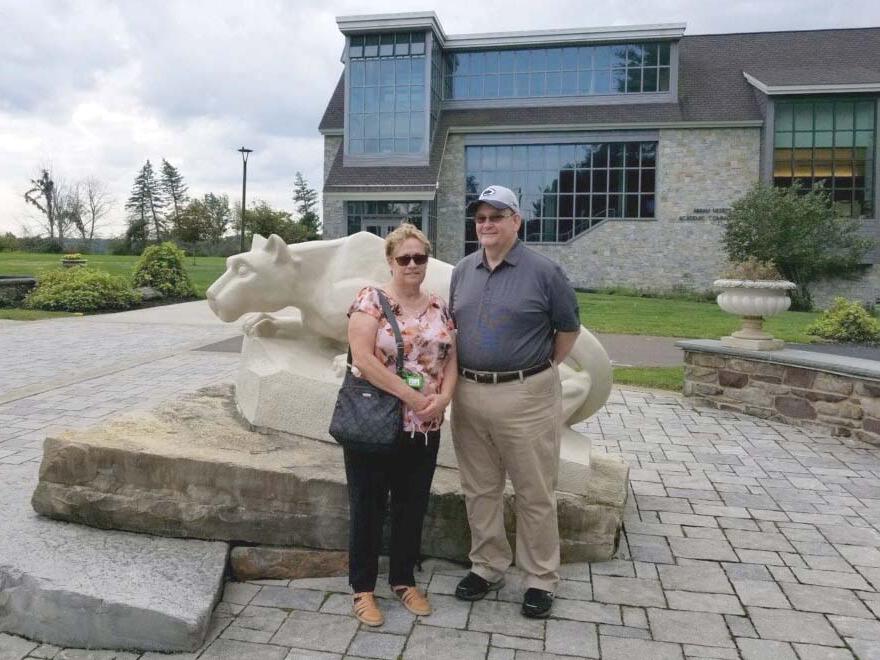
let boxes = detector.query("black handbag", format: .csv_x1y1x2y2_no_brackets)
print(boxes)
329,290,405,453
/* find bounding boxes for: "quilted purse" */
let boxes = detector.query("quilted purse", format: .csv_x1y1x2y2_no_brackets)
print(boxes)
329,290,405,453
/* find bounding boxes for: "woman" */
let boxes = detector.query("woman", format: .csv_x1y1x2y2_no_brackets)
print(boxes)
344,223,457,627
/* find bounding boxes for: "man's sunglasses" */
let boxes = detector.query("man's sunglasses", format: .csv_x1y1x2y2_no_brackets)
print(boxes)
394,253,429,266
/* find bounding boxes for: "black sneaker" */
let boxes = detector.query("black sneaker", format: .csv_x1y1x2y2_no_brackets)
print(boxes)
521,588,554,618
454,572,504,601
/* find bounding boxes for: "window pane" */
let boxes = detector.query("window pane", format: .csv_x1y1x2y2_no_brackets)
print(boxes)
658,67,670,91
562,71,578,95
364,113,379,138
546,72,562,96
499,50,515,73
594,46,610,67
410,114,425,138
612,68,626,93
775,104,793,131
350,61,365,86
593,70,610,93
644,43,659,66
815,102,834,130
856,102,875,130
643,67,658,92
836,102,855,130
658,43,670,66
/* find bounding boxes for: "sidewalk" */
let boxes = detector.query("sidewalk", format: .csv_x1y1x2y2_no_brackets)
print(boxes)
2,303,880,658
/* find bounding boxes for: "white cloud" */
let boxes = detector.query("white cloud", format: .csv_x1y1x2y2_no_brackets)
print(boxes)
1,0,878,237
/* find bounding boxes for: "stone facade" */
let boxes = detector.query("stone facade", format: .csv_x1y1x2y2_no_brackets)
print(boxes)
435,132,467,264
810,265,880,309
682,348,880,446
322,136,345,239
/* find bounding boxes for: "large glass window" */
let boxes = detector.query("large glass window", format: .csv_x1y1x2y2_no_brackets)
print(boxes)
774,98,875,218
464,141,657,253
347,32,427,155
445,42,671,101
346,201,423,236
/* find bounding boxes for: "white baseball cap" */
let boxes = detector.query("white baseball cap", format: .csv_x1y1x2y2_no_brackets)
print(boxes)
467,185,520,215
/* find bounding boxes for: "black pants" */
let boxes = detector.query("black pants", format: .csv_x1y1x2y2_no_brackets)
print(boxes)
343,431,440,593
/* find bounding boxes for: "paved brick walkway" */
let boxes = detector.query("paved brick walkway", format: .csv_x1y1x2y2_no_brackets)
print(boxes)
3,307,880,658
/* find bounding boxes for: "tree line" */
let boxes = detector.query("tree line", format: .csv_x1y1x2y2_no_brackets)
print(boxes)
19,162,321,255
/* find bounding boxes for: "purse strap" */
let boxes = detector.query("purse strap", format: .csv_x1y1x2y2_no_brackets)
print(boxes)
346,287,406,377
375,289,406,376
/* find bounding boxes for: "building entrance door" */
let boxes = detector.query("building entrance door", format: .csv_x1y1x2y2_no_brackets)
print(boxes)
361,220,401,237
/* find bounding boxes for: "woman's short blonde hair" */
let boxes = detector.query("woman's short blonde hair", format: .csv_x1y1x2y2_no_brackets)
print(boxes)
384,222,431,259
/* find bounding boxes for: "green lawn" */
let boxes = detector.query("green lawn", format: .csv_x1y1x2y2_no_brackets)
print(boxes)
0,308,79,321
614,366,684,392
0,252,227,297
578,292,820,343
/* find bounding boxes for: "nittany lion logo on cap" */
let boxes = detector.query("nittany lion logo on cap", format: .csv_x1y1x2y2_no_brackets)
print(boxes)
481,187,496,197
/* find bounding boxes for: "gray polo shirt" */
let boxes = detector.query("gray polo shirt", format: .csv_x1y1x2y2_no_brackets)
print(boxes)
449,241,581,372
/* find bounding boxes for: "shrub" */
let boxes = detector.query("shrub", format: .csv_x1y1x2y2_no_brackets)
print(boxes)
723,183,871,311
16,236,63,253
722,257,783,281
0,232,17,252
131,241,196,297
806,297,880,344
25,268,140,312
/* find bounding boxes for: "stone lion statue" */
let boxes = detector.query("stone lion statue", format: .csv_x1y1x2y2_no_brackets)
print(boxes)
206,232,612,462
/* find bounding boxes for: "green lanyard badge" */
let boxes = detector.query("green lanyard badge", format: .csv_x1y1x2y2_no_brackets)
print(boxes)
402,369,424,390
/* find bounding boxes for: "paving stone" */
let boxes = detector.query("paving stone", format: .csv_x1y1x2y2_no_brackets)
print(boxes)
828,615,880,640
222,582,261,606
844,638,880,659
647,609,733,647
598,636,683,660
722,563,771,581
467,600,544,638
725,530,795,552
552,599,621,624
793,644,855,660
818,525,880,547
220,624,273,643
412,593,468,630
489,633,543,651
402,626,489,660
554,579,593,600
622,606,648,629
657,564,733,593
724,614,757,637
835,545,880,567
731,580,790,608
681,645,738,659
27,643,63,659
780,583,872,618
668,538,738,562
746,607,843,646
250,587,325,611
597,624,651,639
736,549,785,565
0,634,38,660
590,559,635,577
199,639,289,660
284,650,341,660
665,591,744,615
271,611,358,654
736,638,798,660
545,620,599,658
791,567,871,590
347,631,406,660
486,648,514,660
592,576,665,607
235,605,288,633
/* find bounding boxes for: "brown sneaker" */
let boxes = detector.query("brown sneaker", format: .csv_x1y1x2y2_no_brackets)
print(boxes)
393,585,432,616
352,592,384,626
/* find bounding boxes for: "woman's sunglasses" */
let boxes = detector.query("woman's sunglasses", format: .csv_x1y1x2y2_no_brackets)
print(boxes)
394,253,429,266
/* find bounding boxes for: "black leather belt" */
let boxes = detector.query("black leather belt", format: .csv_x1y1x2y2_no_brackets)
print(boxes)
459,361,552,384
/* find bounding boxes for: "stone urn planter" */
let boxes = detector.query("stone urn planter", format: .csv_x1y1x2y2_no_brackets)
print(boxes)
713,279,797,350
60,254,87,268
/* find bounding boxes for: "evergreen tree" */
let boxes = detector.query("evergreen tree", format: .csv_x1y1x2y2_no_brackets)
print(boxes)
292,171,321,237
125,160,166,246
161,159,189,229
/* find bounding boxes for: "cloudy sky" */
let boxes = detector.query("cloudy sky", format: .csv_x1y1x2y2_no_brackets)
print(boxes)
2,0,879,238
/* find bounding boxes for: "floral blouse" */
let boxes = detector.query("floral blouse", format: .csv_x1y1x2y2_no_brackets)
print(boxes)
348,286,455,433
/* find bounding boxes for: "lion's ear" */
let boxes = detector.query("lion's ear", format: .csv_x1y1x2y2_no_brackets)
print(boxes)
264,234,291,264
251,234,268,251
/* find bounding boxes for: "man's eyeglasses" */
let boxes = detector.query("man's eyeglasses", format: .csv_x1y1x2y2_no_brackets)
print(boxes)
474,212,513,224
394,253,429,266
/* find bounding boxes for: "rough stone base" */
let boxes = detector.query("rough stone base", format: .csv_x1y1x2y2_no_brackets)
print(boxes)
2,462,228,652
32,385,629,564
230,546,349,581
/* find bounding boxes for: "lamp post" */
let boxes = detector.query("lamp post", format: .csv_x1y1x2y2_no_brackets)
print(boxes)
238,147,253,252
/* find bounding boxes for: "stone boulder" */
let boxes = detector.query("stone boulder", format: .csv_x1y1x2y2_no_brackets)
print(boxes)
2,462,228,652
32,385,629,566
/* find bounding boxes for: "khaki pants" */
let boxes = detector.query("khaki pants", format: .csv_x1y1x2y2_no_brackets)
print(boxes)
451,365,562,591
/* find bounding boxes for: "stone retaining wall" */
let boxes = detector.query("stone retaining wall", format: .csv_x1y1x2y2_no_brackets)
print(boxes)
680,341,880,446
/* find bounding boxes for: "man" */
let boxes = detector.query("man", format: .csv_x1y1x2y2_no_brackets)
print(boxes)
449,185,580,618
